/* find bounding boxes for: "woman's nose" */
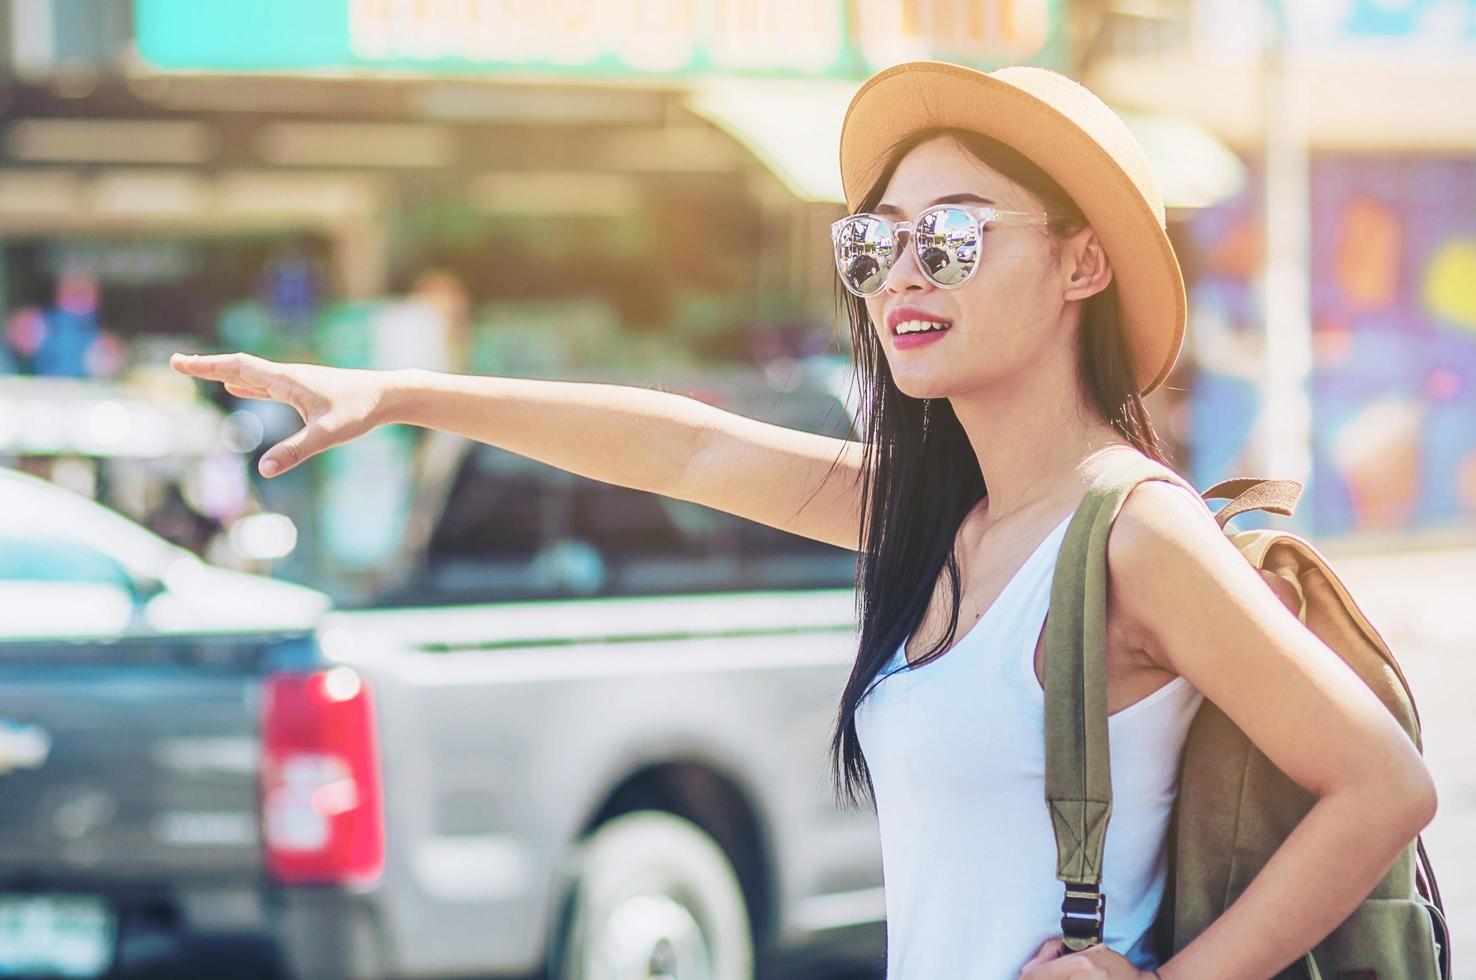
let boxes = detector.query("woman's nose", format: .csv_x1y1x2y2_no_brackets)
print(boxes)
883,233,930,294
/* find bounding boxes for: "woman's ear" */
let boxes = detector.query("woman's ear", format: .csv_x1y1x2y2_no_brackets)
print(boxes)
1060,227,1113,303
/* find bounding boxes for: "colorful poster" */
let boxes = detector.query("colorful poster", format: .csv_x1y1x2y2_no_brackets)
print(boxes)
1310,157,1476,537
1184,155,1476,538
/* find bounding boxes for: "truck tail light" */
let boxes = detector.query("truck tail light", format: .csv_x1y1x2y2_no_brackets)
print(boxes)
260,667,384,885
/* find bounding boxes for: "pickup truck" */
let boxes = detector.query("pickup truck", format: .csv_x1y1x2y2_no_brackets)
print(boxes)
0,366,888,979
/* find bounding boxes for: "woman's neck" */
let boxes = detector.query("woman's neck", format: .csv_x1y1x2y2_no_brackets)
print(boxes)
951,386,1135,528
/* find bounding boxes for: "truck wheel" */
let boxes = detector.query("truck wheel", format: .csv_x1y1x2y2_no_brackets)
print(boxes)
553,810,755,980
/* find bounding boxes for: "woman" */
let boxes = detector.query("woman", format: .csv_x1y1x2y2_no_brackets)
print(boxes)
171,62,1436,980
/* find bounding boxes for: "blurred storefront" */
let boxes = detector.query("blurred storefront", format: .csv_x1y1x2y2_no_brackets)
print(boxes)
0,0,1084,595
1,0,1267,596
1082,0,1476,545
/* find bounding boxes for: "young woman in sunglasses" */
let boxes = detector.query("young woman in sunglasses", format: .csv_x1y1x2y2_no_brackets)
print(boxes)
171,63,1436,980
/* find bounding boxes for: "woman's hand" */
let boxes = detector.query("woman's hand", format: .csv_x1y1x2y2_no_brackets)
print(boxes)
170,351,402,478
1018,938,1158,979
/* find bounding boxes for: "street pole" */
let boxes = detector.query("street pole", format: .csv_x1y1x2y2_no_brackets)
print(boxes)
1259,0,1315,517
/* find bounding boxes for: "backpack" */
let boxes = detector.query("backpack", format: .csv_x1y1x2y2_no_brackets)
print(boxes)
1041,450,1450,979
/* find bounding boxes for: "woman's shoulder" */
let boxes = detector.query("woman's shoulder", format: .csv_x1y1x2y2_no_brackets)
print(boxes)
1110,474,1219,556
1103,476,1244,670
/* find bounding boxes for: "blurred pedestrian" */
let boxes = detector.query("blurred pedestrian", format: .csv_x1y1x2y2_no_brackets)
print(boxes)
36,272,102,378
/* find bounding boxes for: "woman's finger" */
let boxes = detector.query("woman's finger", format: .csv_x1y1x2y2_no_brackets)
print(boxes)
170,351,280,390
170,351,243,381
223,382,272,400
264,425,321,478
262,419,326,475
1025,953,1107,979
1023,937,1064,967
259,417,338,477
1018,937,1065,977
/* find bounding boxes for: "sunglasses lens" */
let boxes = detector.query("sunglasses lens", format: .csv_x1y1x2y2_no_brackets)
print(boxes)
835,215,894,295
915,207,979,287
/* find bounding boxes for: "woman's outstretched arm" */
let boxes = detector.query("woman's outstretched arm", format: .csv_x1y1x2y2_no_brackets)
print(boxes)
389,367,865,550
169,353,865,551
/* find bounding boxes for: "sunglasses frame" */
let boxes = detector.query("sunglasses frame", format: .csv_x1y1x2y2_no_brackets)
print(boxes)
829,203,1066,298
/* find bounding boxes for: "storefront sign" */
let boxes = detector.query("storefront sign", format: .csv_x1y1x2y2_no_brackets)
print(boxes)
134,0,1064,76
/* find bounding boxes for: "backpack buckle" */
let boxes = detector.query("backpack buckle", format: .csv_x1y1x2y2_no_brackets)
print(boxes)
1060,882,1106,952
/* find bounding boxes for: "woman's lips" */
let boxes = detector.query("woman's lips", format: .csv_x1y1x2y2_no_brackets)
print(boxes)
892,327,951,350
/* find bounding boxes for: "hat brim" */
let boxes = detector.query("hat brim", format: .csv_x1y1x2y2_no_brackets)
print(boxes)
839,61,1185,399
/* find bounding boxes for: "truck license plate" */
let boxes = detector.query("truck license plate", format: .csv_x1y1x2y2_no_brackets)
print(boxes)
0,895,115,977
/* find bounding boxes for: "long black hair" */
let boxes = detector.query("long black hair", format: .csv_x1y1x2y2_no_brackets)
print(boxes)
827,127,1173,809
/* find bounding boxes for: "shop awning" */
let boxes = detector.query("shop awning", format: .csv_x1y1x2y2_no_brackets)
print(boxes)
684,77,1246,211
684,76,856,204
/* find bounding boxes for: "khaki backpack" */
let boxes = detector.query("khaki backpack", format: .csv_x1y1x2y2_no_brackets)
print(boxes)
1042,451,1450,979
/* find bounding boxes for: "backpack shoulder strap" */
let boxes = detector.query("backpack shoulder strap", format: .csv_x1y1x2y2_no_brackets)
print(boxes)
1201,476,1304,529
1043,450,1206,951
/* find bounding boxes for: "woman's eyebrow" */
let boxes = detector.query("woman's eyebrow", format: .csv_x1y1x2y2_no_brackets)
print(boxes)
874,192,996,216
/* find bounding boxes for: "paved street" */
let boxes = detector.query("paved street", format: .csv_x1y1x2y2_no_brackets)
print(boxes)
1332,543,1476,977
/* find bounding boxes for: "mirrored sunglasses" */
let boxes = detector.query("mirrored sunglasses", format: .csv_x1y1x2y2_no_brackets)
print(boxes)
830,203,1063,298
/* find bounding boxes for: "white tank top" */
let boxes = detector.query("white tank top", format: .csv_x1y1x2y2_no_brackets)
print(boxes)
854,512,1204,979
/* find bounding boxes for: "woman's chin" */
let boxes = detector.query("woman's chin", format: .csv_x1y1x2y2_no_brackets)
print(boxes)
893,379,950,402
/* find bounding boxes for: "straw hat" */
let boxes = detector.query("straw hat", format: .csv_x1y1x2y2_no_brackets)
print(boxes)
839,61,1185,398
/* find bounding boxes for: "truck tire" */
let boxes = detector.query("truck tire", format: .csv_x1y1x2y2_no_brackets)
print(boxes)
552,810,755,980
